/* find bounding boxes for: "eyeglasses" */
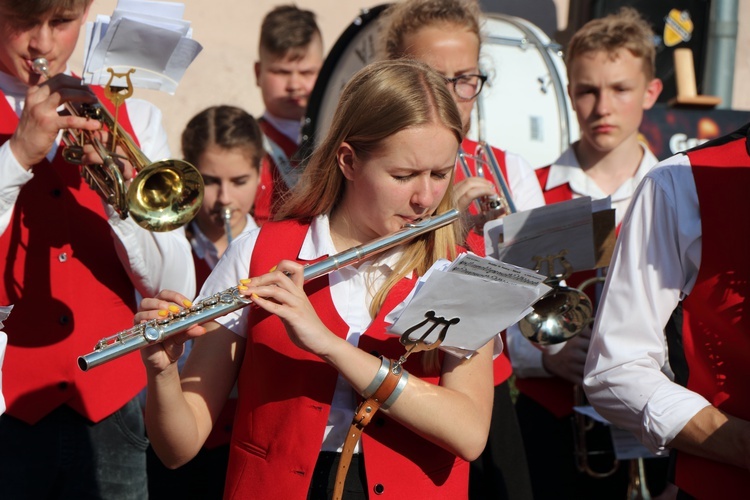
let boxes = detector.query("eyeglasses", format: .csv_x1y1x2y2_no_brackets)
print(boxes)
442,74,487,100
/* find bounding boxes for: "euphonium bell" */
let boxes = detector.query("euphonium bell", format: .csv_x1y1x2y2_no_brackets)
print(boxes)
518,276,604,345
32,58,203,232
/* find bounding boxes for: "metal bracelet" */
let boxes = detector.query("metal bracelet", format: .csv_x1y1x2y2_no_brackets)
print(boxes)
362,357,391,399
382,370,409,410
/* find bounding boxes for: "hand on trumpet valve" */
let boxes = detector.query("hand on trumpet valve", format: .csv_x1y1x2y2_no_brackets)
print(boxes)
10,73,100,170
540,325,592,385
241,260,337,357
137,289,202,373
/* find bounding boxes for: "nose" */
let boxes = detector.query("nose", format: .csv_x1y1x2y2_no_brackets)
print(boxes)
286,71,301,91
595,90,612,116
29,24,54,55
218,182,232,206
411,175,436,210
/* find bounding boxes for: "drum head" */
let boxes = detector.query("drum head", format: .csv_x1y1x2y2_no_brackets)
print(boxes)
472,14,579,167
300,8,578,169
297,4,389,162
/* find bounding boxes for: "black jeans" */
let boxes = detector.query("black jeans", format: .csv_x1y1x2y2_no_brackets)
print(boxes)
0,398,149,499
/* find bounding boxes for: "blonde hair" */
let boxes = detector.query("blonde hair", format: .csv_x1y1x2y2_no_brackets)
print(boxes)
566,7,657,81
380,0,482,60
276,59,463,372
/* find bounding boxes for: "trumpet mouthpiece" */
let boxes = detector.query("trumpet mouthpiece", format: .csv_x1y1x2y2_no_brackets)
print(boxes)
32,58,49,76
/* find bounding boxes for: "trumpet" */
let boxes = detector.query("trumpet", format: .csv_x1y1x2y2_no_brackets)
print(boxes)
32,58,204,232
457,140,516,233
78,209,460,371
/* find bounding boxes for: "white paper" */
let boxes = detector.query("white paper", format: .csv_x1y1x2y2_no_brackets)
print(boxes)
386,254,550,358
81,1,202,94
485,196,611,277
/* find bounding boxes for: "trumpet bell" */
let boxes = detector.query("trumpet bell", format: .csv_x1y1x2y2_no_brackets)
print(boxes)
519,286,593,345
127,159,204,232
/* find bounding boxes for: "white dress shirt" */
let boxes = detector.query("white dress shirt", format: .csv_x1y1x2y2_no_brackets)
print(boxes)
507,143,660,377
0,69,195,298
503,150,546,212
583,152,711,454
199,214,405,453
189,214,258,271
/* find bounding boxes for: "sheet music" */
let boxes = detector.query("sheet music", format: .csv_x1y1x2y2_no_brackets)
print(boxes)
386,254,550,358
82,0,202,94
484,196,612,276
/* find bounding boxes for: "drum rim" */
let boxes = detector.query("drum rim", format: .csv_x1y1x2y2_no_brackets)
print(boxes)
297,3,391,162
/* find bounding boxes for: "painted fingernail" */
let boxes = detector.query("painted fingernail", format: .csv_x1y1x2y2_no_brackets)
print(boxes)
238,285,248,291
240,278,251,284
158,310,168,317
269,265,277,272
168,305,180,313
182,299,193,307
251,293,259,300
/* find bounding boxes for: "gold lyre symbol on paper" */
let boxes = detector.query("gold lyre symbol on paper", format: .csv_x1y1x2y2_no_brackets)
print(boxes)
531,249,574,279
396,310,460,367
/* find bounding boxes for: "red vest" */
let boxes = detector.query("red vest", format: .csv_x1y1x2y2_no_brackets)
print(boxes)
675,136,750,498
456,138,513,385
0,87,146,424
253,119,299,226
223,220,468,499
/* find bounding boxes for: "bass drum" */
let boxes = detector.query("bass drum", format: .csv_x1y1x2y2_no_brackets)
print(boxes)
299,7,578,169
472,13,578,168
297,4,389,162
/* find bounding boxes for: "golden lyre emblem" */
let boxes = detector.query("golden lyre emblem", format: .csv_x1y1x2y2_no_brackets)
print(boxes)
531,249,574,278
663,9,694,47
103,68,136,146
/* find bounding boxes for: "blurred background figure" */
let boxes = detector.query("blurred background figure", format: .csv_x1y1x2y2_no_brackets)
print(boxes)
252,4,323,225
147,105,264,500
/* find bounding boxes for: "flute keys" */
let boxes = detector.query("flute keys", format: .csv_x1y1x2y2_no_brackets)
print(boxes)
144,326,161,342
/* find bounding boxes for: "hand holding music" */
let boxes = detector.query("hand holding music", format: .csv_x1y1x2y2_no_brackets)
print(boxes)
10,74,101,170
240,260,339,357
137,289,204,373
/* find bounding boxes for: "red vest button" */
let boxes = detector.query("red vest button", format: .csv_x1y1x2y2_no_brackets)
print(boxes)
373,483,385,495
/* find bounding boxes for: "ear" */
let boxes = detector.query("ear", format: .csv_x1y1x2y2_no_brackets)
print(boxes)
254,61,261,87
642,78,663,110
337,142,356,181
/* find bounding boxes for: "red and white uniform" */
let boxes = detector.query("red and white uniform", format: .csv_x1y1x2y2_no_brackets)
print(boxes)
253,113,301,225
509,142,658,417
585,126,750,498
0,70,195,424
197,215,470,498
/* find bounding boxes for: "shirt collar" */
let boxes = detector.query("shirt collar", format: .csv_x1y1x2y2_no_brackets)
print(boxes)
261,111,302,145
545,142,658,201
191,214,258,268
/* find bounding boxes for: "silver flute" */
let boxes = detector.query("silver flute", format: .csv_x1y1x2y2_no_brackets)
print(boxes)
78,209,459,371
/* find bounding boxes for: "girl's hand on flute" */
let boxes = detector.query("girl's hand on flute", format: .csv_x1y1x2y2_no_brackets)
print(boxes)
137,289,204,373
240,260,341,358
